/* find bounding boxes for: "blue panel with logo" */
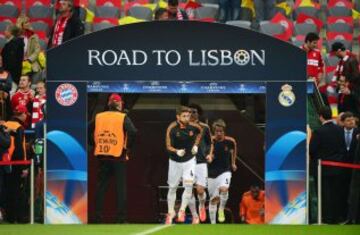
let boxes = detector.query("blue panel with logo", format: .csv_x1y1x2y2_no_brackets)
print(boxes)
46,81,88,224
265,82,307,224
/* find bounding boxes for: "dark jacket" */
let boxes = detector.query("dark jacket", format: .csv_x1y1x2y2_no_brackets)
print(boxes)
309,121,346,176
1,37,24,84
348,138,360,223
0,125,10,157
0,70,13,93
48,13,84,48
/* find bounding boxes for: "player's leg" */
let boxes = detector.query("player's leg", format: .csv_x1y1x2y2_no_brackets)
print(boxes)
208,177,219,224
166,159,181,224
187,193,199,224
178,158,196,222
195,163,208,222
218,172,231,223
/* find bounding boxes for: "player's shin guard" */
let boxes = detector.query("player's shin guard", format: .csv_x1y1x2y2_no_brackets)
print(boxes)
209,203,217,224
188,194,198,218
180,184,193,211
219,191,229,211
167,187,177,215
198,191,206,208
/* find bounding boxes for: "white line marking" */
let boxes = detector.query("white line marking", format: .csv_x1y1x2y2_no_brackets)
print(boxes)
134,224,173,235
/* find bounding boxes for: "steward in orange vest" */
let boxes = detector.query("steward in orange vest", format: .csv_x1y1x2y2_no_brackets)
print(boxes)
239,186,265,224
3,104,29,223
89,93,137,223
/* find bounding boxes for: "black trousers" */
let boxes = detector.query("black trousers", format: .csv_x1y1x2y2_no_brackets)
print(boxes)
95,159,127,223
4,167,29,223
322,175,344,224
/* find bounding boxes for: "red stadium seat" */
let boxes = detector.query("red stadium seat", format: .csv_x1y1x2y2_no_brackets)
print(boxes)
328,0,353,9
326,32,353,42
327,16,353,27
29,17,53,29
96,0,122,9
296,13,323,32
25,0,52,10
0,16,17,24
93,17,119,25
123,0,149,14
3,0,22,10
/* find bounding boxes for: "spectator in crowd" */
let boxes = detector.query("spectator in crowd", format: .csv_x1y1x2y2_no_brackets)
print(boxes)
3,104,29,223
31,80,46,129
48,0,84,48
309,106,346,224
16,15,42,84
0,119,11,222
239,185,265,224
254,0,276,22
218,0,241,23
332,42,360,116
11,74,34,129
301,32,324,85
154,8,168,21
89,94,137,223
167,0,189,20
1,24,24,85
0,56,13,120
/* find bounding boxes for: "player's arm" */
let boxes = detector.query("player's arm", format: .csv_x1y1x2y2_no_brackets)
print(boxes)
88,119,95,146
205,128,214,163
230,137,238,171
124,115,137,151
239,195,247,223
192,122,203,147
165,122,177,153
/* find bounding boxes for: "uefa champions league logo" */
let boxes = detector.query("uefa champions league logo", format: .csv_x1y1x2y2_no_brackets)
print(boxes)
278,84,296,107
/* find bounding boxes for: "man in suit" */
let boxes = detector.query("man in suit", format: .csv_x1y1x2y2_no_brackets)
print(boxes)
348,135,360,223
310,106,346,224
340,112,358,222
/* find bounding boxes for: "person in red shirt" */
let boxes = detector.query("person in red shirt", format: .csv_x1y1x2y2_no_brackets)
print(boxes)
301,32,324,86
239,185,265,224
11,74,34,128
31,80,46,129
48,0,84,48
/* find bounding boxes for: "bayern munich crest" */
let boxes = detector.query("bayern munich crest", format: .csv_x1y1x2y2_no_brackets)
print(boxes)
55,83,78,106
278,84,296,107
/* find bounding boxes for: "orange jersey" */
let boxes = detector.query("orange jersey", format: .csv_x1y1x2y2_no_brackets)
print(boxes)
240,190,265,224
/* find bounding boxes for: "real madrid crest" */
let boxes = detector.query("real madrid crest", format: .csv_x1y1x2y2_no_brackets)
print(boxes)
278,84,296,107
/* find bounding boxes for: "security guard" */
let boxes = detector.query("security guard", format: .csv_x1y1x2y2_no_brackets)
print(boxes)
3,104,29,223
90,93,137,223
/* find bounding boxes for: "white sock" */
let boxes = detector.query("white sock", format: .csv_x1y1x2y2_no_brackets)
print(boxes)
188,194,198,217
198,191,206,208
219,191,229,211
180,185,193,211
167,187,177,215
209,203,217,224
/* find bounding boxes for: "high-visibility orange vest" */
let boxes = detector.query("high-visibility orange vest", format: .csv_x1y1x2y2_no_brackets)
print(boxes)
94,111,126,158
3,121,26,161
240,190,265,224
